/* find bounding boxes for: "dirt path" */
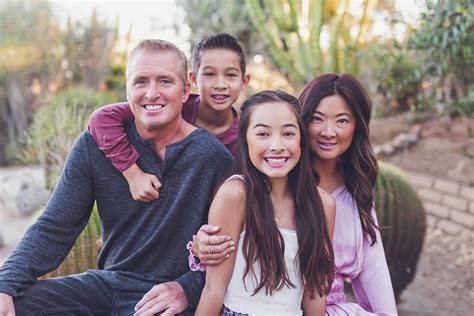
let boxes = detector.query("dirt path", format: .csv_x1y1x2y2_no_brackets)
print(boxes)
397,226,473,315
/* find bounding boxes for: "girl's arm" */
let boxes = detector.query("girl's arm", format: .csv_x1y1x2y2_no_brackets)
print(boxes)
89,103,160,202
351,210,398,315
195,179,245,316
302,289,325,315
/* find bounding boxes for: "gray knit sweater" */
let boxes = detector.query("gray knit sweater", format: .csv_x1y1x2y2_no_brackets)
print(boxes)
0,123,233,310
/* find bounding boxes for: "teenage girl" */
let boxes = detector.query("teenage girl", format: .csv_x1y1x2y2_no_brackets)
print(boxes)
195,90,335,315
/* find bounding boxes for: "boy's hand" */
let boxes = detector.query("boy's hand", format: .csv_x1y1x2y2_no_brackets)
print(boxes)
123,164,161,202
192,225,235,266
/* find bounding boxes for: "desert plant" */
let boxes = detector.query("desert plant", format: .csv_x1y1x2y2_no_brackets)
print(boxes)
42,206,101,279
375,161,426,301
21,86,116,189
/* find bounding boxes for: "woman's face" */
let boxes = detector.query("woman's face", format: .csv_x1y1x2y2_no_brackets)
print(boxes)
246,102,301,180
306,95,356,162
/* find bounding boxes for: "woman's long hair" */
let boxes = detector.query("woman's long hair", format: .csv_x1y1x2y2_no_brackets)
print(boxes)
233,90,334,297
299,73,379,245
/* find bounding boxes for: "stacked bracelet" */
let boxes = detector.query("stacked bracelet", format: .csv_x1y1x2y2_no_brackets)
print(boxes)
186,236,206,272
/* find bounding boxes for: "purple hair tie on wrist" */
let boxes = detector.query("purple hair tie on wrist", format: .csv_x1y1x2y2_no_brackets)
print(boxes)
186,236,206,272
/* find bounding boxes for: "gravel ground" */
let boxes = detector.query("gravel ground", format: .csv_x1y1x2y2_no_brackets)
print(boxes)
397,226,473,315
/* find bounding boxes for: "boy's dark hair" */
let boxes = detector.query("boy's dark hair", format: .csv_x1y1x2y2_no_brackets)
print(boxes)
192,33,246,75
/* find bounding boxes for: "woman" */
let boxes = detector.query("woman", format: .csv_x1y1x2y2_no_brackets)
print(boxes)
193,74,397,315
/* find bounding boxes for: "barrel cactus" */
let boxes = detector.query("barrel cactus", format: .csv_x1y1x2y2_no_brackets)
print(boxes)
375,161,426,301
42,206,101,278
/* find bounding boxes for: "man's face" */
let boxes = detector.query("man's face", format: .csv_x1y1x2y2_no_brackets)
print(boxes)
126,51,190,133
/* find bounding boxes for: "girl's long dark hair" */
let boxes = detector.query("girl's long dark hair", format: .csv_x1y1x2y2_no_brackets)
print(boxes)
233,90,334,297
299,73,379,245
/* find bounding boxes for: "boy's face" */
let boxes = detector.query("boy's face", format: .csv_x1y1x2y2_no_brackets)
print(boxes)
190,48,249,112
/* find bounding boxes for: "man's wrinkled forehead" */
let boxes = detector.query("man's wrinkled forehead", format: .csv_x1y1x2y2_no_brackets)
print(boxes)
126,49,187,85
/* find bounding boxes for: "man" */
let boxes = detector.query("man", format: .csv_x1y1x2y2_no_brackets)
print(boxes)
0,39,233,315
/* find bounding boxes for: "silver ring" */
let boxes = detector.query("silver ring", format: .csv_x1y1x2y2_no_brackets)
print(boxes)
210,244,215,255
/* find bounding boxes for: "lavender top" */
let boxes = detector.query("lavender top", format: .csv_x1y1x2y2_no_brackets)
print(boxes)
327,185,398,316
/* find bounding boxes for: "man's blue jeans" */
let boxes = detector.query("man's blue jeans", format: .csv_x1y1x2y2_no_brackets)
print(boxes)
13,272,193,315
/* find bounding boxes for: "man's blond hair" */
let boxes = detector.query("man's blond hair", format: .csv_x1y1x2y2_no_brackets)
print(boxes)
126,39,188,87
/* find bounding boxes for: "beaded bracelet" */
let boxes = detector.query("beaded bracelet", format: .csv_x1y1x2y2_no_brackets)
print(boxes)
186,235,206,272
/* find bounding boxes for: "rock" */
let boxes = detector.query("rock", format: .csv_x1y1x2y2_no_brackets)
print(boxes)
392,133,409,149
15,181,50,217
0,166,48,217
382,143,395,156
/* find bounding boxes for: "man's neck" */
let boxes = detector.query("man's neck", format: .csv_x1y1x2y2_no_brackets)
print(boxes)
135,118,196,159
195,101,235,135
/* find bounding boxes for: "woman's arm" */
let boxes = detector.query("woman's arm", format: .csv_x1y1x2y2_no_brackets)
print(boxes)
89,103,160,202
302,289,325,316
351,209,397,315
195,179,245,316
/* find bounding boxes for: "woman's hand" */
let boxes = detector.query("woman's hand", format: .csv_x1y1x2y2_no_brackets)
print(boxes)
192,224,235,266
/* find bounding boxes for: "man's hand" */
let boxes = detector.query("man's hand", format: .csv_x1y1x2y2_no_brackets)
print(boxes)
123,163,161,202
134,282,187,316
0,293,15,316
192,224,235,266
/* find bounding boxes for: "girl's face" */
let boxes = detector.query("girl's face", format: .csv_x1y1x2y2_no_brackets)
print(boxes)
306,95,356,162
246,102,301,180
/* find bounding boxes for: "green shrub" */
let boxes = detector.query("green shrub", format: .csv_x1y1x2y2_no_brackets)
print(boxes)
21,86,117,189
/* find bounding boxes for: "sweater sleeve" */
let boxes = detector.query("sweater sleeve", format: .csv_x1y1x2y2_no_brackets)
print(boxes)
351,210,398,316
88,102,139,172
0,132,96,297
175,270,206,310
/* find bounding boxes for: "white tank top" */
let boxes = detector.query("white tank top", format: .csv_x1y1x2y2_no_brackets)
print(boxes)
223,175,303,315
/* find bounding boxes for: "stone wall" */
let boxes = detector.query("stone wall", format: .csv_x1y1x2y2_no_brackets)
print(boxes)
404,171,474,235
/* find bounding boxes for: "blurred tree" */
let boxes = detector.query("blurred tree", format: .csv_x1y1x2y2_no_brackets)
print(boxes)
0,1,120,165
176,0,265,62
408,0,473,114
0,0,63,164
63,8,119,89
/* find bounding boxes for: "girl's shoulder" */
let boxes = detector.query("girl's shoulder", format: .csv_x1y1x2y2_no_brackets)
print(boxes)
215,175,246,205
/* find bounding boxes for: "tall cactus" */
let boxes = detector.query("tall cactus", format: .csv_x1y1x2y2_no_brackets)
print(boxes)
375,161,426,301
244,0,380,85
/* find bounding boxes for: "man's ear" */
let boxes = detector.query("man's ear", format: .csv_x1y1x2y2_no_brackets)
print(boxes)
182,82,191,103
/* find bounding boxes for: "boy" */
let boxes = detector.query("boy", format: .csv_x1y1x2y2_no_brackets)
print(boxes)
89,33,249,201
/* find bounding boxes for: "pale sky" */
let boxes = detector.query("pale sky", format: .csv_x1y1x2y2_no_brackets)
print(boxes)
50,0,192,55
